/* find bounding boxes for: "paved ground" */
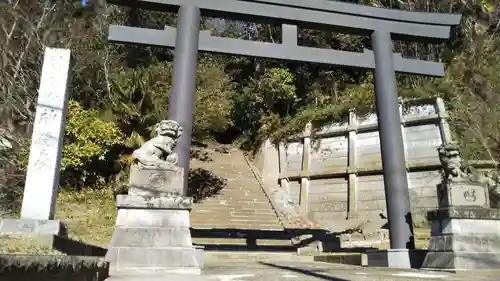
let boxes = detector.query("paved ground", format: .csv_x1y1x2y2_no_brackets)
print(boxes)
201,259,499,281
108,256,500,281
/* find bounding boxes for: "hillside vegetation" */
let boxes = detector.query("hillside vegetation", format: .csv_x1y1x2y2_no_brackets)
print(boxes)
0,0,499,215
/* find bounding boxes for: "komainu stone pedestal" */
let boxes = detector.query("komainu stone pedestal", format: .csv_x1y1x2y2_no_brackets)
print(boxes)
422,207,500,270
106,165,203,275
422,143,500,271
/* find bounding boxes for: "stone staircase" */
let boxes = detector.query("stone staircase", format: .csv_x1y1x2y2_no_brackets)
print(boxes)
189,145,290,250
187,144,391,252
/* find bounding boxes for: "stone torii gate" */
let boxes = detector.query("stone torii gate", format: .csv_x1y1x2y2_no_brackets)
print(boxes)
106,0,461,268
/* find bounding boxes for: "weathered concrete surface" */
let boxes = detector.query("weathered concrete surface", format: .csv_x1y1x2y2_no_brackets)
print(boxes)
106,208,202,274
107,162,202,274
128,165,184,197
424,199,500,270
0,219,67,236
366,249,428,269
105,258,500,281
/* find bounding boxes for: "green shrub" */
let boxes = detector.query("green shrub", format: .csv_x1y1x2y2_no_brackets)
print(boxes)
61,100,124,188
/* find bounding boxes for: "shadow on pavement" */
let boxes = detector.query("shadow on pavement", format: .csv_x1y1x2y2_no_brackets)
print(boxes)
259,261,351,281
191,228,377,253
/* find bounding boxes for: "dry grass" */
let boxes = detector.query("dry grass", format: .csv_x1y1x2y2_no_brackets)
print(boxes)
0,188,116,254
55,188,117,248
0,235,64,255
3,186,433,254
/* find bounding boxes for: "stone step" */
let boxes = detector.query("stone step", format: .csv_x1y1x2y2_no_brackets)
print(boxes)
191,212,279,219
191,212,278,218
199,198,270,203
106,246,202,270
191,208,276,214
191,212,279,217
192,206,274,212
191,214,279,220
191,220,283,225
110,226,192,247
190,224,283,230
339,231,390,242
191,219,281,226
193,200,273,206
191,206,276,212
204,198,270,202
191,223,283,230
192,238,291,246
191,211,276,217
191,207,274,213
195,193,268,198
203,251,311,262
191,217,280,222
208,187,265,192
190,216,278,222
192,213,278,219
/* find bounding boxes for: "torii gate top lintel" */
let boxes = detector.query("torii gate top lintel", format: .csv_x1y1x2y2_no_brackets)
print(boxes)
108,0,461,42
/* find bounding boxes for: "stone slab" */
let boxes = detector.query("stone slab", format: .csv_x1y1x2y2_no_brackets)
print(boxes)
0,219,67,236
422,251,500,270
115,209,190,228
107,208,203,274
366,249,427,269
427,207,500,221
314,254,367,266
106,246,200,269
116,195,193,210
106,273,209,281
427,234,500,253
430,218,500,235
110,226,193,247
129,165,183,196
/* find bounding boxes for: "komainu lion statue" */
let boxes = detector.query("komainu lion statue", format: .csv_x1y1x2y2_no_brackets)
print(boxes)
437,142,466,182
132,120,183,168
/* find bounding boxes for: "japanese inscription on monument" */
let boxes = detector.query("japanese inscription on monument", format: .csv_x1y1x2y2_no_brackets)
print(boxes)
20,47,72,220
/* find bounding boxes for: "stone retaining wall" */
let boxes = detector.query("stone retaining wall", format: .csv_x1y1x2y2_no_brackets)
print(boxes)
254,97,497,226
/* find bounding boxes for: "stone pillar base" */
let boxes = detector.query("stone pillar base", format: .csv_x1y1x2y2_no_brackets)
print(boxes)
422,207,500,271
0,218,67,236
0,218,108,256
366,249,427,269
106,195,204,275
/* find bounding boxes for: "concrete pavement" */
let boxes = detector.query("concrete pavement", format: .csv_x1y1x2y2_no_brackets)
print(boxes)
107,256,500,281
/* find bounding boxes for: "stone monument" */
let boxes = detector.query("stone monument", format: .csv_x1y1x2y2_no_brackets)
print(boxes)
422,142,500,270
0,47,71,236
105,120,204,275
